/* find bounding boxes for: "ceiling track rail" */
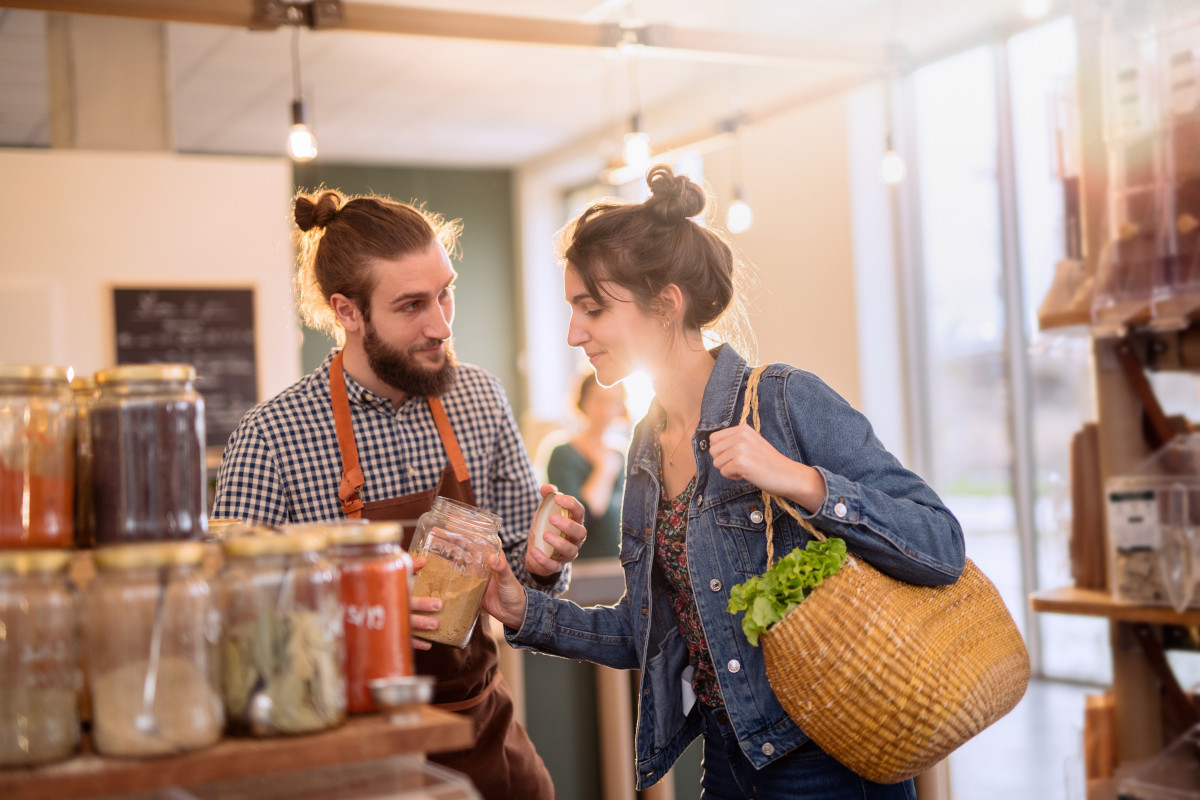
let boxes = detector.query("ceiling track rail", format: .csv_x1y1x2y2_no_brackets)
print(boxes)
0,0,888,66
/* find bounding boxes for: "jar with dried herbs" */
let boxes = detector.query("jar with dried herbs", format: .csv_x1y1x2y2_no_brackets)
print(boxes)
0,549,81,767
90,364,207,545
410,497,502,649
84,541,223,757
0,365,74,549
219,531,346,736
320,521,414,713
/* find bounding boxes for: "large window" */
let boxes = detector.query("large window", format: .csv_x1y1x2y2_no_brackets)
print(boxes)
908,17,1109,684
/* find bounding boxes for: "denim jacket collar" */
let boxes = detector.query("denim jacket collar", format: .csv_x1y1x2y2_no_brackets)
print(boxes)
633,344,749,477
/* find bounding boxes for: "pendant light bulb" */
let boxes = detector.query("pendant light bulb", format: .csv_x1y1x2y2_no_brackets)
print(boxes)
623,113,650,173
288,98,318,162
879,136,906,184
1019,0,1052,20
727,188,753,234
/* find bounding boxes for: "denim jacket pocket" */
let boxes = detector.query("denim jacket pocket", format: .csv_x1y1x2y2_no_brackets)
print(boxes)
714,490,811,576
620,523,649,566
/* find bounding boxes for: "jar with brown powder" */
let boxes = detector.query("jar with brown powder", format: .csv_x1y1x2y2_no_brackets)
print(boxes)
410,497,502,649
84,541,223,757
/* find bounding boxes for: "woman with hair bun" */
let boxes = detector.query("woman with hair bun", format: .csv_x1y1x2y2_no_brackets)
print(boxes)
482,165,965,798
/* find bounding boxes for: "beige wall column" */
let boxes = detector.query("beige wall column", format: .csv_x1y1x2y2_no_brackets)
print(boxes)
46,13,173,151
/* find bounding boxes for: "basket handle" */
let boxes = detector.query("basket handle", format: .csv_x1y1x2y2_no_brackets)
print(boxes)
740,365,826,566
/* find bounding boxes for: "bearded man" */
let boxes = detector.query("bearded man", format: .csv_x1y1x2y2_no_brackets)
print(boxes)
212,189,584,800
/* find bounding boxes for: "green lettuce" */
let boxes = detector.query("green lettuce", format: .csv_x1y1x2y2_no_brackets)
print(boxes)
727,537,848,646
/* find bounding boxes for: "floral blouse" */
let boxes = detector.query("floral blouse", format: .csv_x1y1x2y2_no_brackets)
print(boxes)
654,475,725,709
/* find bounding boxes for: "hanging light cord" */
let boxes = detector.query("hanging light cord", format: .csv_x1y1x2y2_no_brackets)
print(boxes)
628,48,642,125
291,24,302,101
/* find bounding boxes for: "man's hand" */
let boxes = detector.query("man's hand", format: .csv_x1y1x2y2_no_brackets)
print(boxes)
407,554,441,651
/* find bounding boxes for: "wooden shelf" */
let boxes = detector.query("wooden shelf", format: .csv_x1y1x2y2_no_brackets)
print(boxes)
0,706,472,800
1030,585,1200,627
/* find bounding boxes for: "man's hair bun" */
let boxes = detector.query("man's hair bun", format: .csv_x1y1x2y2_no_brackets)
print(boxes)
294,190,342,232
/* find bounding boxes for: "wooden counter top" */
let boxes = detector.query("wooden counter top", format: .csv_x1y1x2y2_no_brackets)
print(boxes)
0,706,472,800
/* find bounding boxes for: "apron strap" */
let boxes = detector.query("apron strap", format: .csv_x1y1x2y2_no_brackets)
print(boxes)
432,667,502,712
428,396,471,485
329,350,365,518
329,349,470,518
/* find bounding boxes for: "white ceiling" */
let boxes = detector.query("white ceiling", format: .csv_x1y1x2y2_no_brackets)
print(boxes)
0,1,1051,168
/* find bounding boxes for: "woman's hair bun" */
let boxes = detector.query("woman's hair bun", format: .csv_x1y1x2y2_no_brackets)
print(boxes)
644,164,706,224
294,190,342,232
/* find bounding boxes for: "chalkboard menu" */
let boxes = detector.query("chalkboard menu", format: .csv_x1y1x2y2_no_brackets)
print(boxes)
113,287,258,449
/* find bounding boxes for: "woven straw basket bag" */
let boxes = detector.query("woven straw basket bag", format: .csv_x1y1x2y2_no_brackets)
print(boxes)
740,365,1031,785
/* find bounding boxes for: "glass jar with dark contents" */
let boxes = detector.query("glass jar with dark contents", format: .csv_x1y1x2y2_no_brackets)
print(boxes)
70,374,95,549
90,364,207,545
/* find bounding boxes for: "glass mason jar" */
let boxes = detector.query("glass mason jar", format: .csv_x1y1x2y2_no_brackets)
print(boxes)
71,374,95,549
320,521,414,714
219,531,345,736
90,364,207,545
0,365,75,549
0,549,81,767
85,541,223,757
410,497,502,649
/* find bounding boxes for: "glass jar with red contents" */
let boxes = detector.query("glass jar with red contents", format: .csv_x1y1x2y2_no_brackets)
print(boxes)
0,365,75,549
316,521,414,714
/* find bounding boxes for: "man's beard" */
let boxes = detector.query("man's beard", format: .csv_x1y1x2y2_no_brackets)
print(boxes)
362,320,458,397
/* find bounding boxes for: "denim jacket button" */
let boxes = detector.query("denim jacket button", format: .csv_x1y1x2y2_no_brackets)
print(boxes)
698,438,709,452
761,742,775,756
749,509,764,524
695,493,703,506
727,659,741,674
834,501,848,518
709,578,722,592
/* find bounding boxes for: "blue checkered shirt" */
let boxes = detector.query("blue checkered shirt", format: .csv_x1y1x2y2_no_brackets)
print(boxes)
213,351,568,594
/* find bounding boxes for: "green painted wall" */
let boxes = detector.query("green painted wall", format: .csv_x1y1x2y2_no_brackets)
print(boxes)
291,163,524,414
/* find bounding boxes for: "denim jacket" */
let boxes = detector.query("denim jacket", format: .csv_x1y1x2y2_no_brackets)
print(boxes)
507,345,965,789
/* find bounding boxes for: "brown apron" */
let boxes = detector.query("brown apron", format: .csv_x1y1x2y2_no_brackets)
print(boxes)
330,351,555,800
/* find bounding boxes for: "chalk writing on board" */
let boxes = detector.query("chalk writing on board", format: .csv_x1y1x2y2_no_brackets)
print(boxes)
113,288,257,449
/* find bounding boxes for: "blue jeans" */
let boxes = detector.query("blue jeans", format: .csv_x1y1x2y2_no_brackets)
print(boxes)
698,705,918,800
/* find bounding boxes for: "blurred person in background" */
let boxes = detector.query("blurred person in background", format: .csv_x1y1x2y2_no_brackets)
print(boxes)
545,371,627,559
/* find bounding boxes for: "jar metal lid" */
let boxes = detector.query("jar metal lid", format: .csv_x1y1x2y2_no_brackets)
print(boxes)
0,549,73,574
0,365,73,384
206,518,243,540
93,540,207,570
222,531,327,557
305,521,407,546
95,364,196,384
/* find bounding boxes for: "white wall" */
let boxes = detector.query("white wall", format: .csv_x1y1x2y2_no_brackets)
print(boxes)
0,149,300,398
704,94,862,408
517,90,867,437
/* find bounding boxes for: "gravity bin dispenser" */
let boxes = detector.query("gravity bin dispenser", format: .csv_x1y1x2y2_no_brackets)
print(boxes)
1108,433,1200,613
